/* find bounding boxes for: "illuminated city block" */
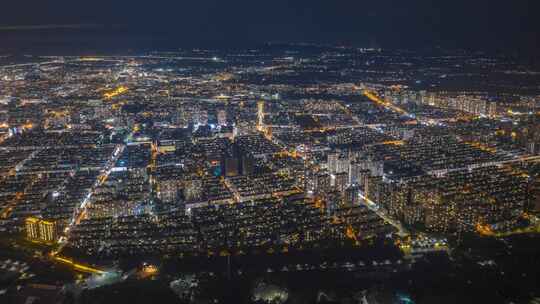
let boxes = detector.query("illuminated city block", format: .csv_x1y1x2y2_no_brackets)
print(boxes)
25,217,58,244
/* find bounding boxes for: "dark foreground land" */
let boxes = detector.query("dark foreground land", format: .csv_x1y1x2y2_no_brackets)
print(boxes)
2,234,540,303
67,235,540,304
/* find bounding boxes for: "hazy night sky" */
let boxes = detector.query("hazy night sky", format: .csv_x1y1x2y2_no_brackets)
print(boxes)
0,0,539,54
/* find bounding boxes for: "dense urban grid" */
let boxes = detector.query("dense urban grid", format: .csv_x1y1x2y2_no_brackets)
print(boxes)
1,45,540,303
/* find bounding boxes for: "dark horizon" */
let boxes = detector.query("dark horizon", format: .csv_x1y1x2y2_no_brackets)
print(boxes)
1,30,540,60
1,0,539,56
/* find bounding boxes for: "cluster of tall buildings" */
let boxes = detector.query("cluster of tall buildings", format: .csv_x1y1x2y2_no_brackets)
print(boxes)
383,89,498,117
367,166,529,233
307,150,384,208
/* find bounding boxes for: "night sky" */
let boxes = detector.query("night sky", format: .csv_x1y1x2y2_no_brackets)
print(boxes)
1,0,539,53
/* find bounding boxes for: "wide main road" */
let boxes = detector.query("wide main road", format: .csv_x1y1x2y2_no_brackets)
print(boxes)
62,144,125,236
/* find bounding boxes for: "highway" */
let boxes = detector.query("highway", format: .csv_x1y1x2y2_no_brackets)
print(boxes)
51,255,106,275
